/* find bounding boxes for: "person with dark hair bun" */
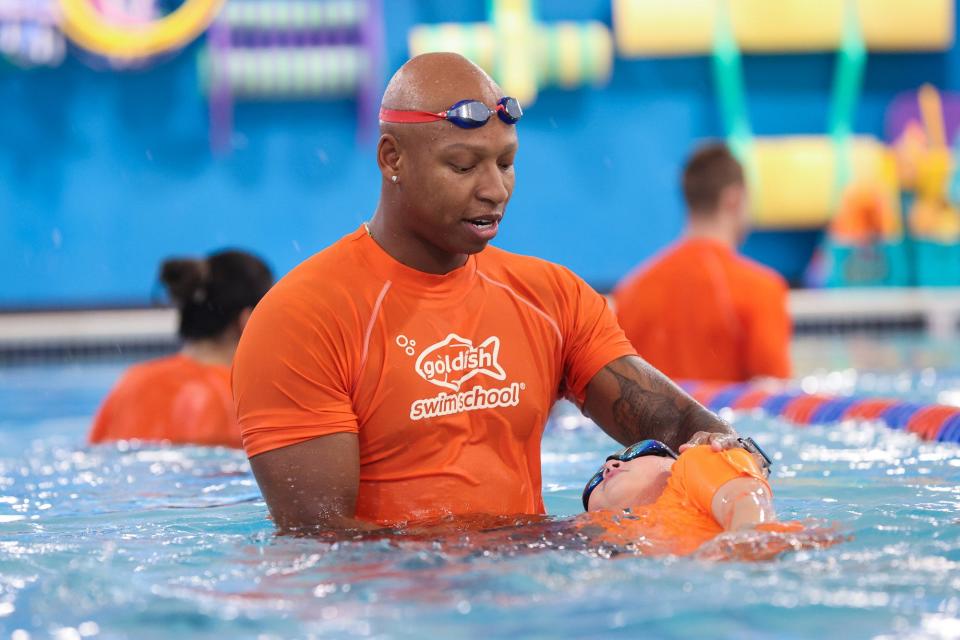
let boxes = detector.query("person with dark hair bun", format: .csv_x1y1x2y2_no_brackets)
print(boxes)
89,250,274,447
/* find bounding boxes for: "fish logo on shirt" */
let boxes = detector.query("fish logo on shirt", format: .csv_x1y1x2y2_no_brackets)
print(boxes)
414,333,506,391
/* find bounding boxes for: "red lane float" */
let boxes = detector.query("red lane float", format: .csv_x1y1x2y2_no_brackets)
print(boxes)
680,380,960,443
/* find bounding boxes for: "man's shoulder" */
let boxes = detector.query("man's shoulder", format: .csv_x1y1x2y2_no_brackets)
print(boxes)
477,247,583,293
252,228,379,330
111,355,198,398
285,227,365,280
614,241,690,293
272,228,371,296
480,244,579,282
731,253,788,292
123,354,192,382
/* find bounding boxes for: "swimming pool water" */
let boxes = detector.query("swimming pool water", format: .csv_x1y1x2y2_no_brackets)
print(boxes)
1,338,960,639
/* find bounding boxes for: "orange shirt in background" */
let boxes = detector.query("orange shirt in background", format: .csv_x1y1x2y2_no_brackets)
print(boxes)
89,354,240,447
613,237,791,382
580,445,770,556
233,226,636,525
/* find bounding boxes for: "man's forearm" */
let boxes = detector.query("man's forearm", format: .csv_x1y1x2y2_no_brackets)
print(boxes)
582,355,734,450
274,513,383,536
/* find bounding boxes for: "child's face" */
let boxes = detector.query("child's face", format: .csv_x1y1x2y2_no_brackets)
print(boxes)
586,456,675,512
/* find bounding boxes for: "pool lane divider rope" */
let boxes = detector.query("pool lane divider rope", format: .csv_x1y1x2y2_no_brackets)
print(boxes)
681,380,960,443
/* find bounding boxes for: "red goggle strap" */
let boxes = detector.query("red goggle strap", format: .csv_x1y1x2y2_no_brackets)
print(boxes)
379,107,447,123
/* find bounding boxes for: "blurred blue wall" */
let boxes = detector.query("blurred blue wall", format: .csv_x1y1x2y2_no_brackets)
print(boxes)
1,0,957,308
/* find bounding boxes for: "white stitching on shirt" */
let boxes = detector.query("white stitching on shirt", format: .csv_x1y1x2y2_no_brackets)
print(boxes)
477,271,564,345
355,280,392,391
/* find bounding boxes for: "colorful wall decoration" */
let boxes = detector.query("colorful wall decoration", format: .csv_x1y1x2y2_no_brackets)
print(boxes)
0,0,66,67
407,0,613,105
200,0,384,152
57,0,225,62
6,1,960,306
613,0,957,231
614,0,959,287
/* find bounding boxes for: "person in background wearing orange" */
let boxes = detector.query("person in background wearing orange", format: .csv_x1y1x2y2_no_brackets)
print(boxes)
613,143,791,383
233,54,755,535
89,250,273,448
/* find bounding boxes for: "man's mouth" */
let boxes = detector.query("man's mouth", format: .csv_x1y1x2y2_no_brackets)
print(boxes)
464,214,502,229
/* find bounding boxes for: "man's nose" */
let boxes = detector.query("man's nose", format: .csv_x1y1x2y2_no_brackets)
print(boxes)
475,163,509,205
603,460,621,476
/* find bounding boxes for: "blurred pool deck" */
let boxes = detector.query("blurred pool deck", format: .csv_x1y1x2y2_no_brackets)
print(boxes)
0,288,959,363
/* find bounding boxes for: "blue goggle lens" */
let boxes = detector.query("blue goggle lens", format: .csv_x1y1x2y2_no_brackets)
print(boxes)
498,97,523,124
445,98,523,129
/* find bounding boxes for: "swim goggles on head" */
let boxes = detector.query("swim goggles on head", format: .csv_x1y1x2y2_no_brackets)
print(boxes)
378,97,523,129
581,439,679,510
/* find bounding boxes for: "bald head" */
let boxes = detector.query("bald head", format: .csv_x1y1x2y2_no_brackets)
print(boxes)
370,53,518,275
380,53,503,132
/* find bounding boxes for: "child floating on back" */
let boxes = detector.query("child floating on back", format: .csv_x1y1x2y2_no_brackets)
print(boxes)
578,438,837,559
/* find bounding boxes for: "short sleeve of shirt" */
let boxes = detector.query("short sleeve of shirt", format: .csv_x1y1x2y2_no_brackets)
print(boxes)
233,289,359,458
555,266,637,404
673,446,771,515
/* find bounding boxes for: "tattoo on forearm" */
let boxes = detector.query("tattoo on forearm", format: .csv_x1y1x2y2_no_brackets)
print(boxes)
606,359,731,448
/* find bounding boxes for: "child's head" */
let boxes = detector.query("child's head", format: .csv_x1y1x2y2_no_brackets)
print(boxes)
582,440,678,512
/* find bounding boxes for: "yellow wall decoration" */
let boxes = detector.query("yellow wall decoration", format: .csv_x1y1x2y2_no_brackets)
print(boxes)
751,137,894,229
614,0,953,56
58,0,225,61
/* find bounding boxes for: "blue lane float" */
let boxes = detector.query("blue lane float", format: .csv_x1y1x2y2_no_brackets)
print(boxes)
684,381,960,443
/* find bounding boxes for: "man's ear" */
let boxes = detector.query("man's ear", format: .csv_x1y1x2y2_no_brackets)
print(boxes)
718,183,746,214
377,133,402,180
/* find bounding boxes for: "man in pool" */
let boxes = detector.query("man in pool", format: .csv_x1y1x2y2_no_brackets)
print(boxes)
232,53,752,533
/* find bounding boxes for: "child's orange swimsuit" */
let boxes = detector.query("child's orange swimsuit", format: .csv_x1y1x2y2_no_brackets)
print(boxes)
578,445,772,555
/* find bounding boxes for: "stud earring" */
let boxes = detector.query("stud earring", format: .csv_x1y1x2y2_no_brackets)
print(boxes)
391,175,398,183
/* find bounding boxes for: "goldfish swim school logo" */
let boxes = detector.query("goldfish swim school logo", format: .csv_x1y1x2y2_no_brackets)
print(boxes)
400,332,525,421
414,333,506,391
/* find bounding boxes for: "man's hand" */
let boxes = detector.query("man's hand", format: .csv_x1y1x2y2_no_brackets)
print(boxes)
678,430,741,453
680,432,772,477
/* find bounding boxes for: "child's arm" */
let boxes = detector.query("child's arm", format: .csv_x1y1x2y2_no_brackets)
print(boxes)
710,477,777,531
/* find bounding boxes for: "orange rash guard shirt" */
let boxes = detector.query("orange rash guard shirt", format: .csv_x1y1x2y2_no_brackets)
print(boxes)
613,237,791,382
580,445,770,556
233,225,637,524
89,354,240,448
